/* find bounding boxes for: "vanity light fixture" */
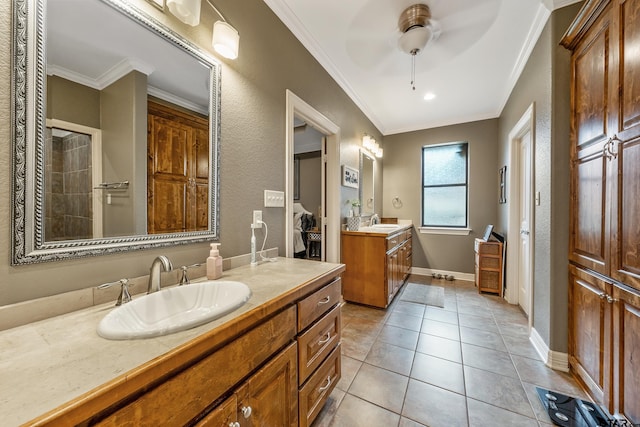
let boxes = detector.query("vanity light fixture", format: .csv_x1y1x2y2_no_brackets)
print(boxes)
166,0,240,59
362,134,383,158
423,92,436,101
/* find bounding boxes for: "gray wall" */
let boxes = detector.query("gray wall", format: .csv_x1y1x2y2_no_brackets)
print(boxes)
0,0,381,305
297,152,322,219
382,119,499,273
496,3,581,353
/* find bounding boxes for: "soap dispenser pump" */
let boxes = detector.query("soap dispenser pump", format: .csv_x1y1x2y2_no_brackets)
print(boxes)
207,243,223,279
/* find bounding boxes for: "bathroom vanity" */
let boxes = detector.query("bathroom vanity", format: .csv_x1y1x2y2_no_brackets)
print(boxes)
0,258,344,427
340,225,412,308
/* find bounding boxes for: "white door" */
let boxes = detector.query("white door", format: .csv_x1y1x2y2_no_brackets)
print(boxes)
320,137,327,261
518,131,532,316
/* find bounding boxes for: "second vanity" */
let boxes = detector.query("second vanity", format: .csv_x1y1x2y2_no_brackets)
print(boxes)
341,224,413,308
0,258,344,427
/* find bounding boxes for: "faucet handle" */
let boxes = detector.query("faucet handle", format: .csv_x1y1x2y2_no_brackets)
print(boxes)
179,263,202,286
98,279,132,306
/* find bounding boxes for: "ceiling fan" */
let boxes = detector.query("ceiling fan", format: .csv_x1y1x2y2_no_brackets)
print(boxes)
397,4,441,90
344,0,500,90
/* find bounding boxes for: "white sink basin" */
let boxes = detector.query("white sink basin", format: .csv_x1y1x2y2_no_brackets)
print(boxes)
372,224,400,229
97,281,251,340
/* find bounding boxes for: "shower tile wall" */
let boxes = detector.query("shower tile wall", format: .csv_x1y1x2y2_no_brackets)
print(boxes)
45,129,93,241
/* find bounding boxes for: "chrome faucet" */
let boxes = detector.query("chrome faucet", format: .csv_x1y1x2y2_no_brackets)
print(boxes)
147,256,173,294
370,214,380,225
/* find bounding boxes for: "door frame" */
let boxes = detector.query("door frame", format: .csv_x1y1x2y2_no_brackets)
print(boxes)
285,90,340,262
506,103,535,327
46,118,103,239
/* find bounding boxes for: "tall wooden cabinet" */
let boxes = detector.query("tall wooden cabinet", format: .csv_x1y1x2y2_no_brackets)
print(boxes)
147,99,210,234
562,0,640,423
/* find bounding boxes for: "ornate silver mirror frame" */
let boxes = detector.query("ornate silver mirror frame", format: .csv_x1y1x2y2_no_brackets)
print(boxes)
11,0,221,264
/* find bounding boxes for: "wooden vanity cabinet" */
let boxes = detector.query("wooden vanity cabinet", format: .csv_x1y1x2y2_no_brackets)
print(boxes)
341,228,412,308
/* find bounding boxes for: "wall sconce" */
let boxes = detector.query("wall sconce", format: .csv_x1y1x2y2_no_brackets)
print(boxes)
362,134,383,158
166,0,240,59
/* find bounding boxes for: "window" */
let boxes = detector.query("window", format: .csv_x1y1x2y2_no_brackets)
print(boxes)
422,142,468,228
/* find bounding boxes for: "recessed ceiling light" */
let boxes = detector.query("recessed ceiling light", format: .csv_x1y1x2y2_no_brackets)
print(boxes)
423,92,436,101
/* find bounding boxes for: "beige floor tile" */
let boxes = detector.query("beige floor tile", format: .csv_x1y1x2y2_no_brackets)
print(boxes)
512,355,589,398
376,324,420,350
399,417,427,427
424,307,459,325
311,387,346,427
416,333,462,363
393,301,426,317
328,394,400,427
402,379,468,427
386,311,424,332
464,365,535,418
364,340,415,376
336,355,362,392
410,352,465,394
348,363,409,413
459,326,507,352
461,342,519,378
467,398,539,427
420,319,460,340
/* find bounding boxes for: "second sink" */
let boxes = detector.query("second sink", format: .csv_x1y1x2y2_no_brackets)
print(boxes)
97,281,252,340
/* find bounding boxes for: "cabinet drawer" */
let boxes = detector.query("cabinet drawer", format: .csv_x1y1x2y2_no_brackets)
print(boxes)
194,394,236,426
479,256,501,269
298,343,341,427
297,304,341,385
298,278,341,332
476,242,501,256
478,270,501,292
387,235,401,251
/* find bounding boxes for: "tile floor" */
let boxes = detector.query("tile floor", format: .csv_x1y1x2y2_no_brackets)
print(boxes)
312,275,589,427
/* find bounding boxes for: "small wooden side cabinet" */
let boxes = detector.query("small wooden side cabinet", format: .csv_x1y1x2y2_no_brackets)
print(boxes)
474,238,503,296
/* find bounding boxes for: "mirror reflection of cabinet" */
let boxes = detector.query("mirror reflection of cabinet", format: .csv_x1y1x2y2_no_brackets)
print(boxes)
359,150,374,214
147,100,209,234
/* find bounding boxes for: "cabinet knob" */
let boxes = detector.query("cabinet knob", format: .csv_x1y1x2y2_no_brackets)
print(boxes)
241,406,252,418
229,422,240,427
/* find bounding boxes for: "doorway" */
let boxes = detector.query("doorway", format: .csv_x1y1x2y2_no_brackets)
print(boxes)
285,90,340,263
506,103,534,325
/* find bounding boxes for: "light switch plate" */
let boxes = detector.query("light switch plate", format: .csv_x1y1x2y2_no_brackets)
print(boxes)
264,190,285,207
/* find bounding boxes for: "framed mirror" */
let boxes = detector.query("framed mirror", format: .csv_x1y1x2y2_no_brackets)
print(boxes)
11,0,221,264
359,150,374,215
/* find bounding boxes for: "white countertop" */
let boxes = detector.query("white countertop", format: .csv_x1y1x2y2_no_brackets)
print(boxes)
0,258,343,426
343,224,412,236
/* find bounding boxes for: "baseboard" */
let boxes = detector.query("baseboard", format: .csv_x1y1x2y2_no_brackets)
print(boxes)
530,327,570,372
410,267,474,283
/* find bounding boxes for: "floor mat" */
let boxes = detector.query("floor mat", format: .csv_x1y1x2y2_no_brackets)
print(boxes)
399,283,444,307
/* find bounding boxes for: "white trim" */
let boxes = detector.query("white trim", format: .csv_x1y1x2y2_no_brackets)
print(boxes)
147,86,208,116
418,227,472,236
264,0,384,134
530,327,570,372
410,267,475,283
506,103,535,314
285,90,341,263
47,57,155,90
45,119,103,239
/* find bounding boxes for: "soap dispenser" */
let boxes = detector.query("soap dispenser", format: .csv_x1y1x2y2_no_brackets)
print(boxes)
207,243,223,280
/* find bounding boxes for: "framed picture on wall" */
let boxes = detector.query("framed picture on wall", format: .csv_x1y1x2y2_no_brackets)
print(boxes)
341,165,359,189
499,166,507,204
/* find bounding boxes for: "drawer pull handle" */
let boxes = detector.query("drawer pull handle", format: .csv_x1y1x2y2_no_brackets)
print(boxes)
318,332,331,345
317,296,331,305
241,406,252,418
318,376,332,392
229,423,240,427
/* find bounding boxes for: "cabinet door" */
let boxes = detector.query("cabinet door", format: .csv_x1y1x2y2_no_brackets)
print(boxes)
612,284,640,424
386,251,398,304
569,4,613,275
569,267,613,407
195,394,237,427
609,0,640,289
236,342,298,427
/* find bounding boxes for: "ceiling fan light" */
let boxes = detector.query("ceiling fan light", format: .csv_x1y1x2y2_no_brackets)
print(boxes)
213,21,239,59
399,26,432,55
166,0,201,26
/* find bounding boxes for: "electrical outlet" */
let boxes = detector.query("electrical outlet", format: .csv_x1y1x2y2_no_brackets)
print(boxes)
253,210,262,228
